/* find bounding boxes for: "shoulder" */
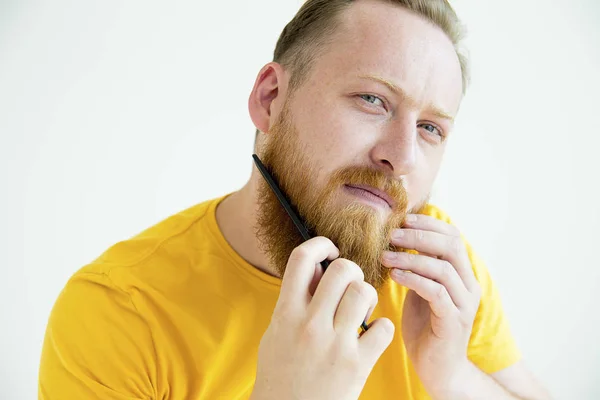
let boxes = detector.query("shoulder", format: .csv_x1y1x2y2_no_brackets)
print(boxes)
77,195,224,288
95,197,216,269
40,195,230,397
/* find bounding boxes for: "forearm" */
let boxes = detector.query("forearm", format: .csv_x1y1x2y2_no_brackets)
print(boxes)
431,361,521,400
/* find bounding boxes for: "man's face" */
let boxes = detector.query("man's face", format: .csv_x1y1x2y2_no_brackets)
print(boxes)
255,2,463,289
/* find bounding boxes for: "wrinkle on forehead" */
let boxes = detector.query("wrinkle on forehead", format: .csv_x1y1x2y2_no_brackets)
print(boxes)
320,0,463,114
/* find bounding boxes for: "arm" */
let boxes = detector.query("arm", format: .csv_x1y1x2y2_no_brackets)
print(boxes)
432,359,551,400
39,271,156,399
490,361,552,399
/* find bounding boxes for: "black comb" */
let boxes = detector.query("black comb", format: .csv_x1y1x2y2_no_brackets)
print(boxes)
252,154,369,333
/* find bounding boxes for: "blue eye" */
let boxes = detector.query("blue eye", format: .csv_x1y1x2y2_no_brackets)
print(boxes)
419,123,443,137
359,94,384,107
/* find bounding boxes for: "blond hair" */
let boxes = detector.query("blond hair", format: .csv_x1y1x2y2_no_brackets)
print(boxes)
255,0,468,138
275,0,468,93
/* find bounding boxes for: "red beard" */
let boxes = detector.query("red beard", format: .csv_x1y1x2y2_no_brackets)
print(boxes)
255,103,423,290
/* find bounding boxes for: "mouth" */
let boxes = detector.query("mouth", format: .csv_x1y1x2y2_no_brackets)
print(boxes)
344,184,395,209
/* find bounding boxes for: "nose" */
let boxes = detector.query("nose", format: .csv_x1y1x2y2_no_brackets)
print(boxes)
370,116,417,177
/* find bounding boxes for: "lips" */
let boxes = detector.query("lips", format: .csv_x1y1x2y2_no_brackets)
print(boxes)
345,184,395,208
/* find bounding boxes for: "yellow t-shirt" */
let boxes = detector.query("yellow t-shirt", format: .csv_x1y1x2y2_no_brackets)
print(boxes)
39,194,520,399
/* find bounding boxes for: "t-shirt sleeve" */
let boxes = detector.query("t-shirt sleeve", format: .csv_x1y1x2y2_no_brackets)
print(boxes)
464,241,522,374
39,271,157,399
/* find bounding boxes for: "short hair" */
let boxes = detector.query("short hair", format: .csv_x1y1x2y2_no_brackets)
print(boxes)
256,0,469,137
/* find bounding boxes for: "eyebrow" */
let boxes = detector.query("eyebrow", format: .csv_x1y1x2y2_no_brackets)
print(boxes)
357,74,455,122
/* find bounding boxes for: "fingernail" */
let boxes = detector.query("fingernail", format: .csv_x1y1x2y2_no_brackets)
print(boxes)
392,229,404,240
405,214,417,222
382,251,396,262
391,269,405,279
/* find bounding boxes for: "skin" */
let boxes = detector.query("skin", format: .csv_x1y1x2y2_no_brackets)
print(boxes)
217,0,551,398
254,97,410,290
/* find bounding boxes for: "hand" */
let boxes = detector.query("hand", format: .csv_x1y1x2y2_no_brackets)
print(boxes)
381,214,482,398
251,237,395,400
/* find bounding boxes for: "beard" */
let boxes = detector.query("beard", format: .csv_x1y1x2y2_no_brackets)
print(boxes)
255,102,428,290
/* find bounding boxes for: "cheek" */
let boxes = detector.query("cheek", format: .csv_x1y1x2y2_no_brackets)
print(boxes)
295,99,374,164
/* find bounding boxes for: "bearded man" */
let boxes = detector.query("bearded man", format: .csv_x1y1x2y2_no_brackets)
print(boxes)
39,0,551,399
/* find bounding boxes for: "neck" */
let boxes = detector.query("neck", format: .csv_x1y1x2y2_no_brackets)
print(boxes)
215,171,281,278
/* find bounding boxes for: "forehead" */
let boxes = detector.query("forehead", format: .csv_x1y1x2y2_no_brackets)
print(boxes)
307,1,463,114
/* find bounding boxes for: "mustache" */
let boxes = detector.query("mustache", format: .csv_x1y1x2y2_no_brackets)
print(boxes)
329,165,407,208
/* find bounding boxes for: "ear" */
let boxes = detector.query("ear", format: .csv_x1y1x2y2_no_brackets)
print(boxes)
248,62,289,134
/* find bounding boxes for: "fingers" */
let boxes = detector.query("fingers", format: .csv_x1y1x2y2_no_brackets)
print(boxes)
333,280,377,334
391,216,478,293
358,318,395,367
390,269,456,319
279,237,340,312
381,251,470,309
402,213,460,236
307,258,364,327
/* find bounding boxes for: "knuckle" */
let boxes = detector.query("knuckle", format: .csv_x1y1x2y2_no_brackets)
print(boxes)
453,307,465,322
330,258,364,281
313,236,335,251
362,282,378,303
300,318,321,342
328,259,347,277
436,284,449,302
449,236,462,252
379,318,395,335
289,246,310,262
348,280,369,300
439,260,454,280
373,318,395,343
415,229,424,242
347,281,378,308
314,235,333,245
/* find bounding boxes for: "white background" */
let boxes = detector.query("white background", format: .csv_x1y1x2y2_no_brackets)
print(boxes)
1,0,599,398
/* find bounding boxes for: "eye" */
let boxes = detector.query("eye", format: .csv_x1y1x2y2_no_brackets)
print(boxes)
418,122,444,139
358,94,385,108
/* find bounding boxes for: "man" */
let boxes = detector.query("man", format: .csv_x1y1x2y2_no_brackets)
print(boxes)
39,0,551,398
